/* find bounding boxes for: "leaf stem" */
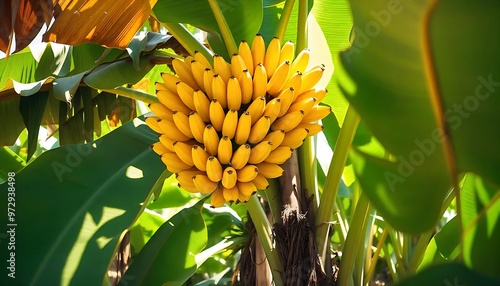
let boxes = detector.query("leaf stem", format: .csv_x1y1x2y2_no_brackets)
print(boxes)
100,87,158,104
162,22,213,61
296,0,308,51
276,0,296,40
315,106,360,267
208,0,238,56
246,196,284,286
365,227,389,284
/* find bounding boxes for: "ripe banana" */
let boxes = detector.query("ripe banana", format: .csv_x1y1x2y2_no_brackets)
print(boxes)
222,166,238,189
248,116,271,144
264,36,281,79
267,60,290,96
173,111,194,138
176,170,201,193
222,186,239,203
172,58,200,89
218,136,233,165
145,117,164,134
237,191,250,203
193,174,219,194
194,50,212,70
252,173,269,190
290,48,310,74
192,145,210,171
301,105,331,122
176,81,196,111
203,68,215,100
227,76,242,111
246,96,266,125
159,135,176,152
193,90,211,122
279,40,295,65
212,74,228,109
230,143,251,169
189,111,206,143
276,87,295,117
238,40,254,76
238,69,253,104
213,54,232,83
206,156,223,182
210,186,226,207
263,97,281,124
295,88,327,103
157,89,192,115
237,181,257,196
248,141,273,164
222,109,239,139
191,60,207,90
280,71,302,96
160,72,180,93
173,141,194,166
149,103,174,121
234,111,252,145
280,128,309,149
271,110,304,132
151,142,169,156
255,162,284,178
161,152,192,173
263,129,285,150
265,146,293,164
203,124,220,156
288,96,317,115
209,99,226,132
158,119,191,142
297,123,324,136
252,63,268,100
231,53,247,79
237,164,259,182
251,34,265,67
300,65,325,94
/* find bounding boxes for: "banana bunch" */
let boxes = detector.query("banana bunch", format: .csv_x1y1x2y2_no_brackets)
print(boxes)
147,34,331,208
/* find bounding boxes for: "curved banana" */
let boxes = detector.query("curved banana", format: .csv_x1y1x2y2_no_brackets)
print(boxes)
161,152,192,173
255,162,284,178
234,111,252,145
248,116,271,144
203,124,220,156
222,109,239,139
251,34,265,67
193,90,211,122
280,128,309,149
173,141,194,166
252,63,268,100
172,111,194,138
157,89,192,115
238,40,254,76
176,80,196,110
302,105,332,122
145,117,164,134
217,136,233,165
206,156,223,182
265,146,293,164
231,53,247,80
279,40,295,65
176,170,202,193
227,76,242,111
209,99,226,132
194,51,212,70
264,36,281,79
288,96,317,115
191,60,207,90
290,48,310,74
237,164,259,182
158,119,191,142
276,87,295,117
210,186,226,207
238,69,253,104
151,142,169,156
248,141,273,164
237,181,257,196
295,88,327,103
222,186,239,203
222,166,238,189
159,135,176,152
203,68,215,100
189,111,206,143
263,97,281,124
160,72,180,93
149,103,174,121
297,123,324,136
246,96,266,125
280,71,302,97
213,54,232,83
252,173,269,190
237,191,251,203
271,110,304,132
231,143,251,169
300,65,325,94
267,60,290,96
172,58,199,89
192,145,210,171
262,129,285,150
193,174,219,194
212,74,227,109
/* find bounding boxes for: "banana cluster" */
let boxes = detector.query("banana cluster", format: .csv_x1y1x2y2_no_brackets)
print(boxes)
147,34,331,207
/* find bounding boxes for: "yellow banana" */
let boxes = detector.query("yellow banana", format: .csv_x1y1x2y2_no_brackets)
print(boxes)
230,143,251,169
222,109,239,139
238,69,253,104
193,174,219,194
302,105,331,122
236,164,259,182
203,124,220,156
255,162,284,178
248,141,273,164
231,53,247,79
172,111,194,138
280,128,309,149
160,72,181,93
280,71,302,96
213,54,232,83
246,96,266,125
227,76,242,111
158,119,191,142
193,90,211,122
222,166,238,189
151,142,169,156
300,65,325,94
189,111,206,143
172,58,199,89
194,50,213,70
276,87,295,117
248,116,271,144
206,156,223,182
271,110,304,132
251,34,265,67
264,36,281,79
237,191,251,203
288,97,317,115
145,117,164,134
290,48,310,74
265,146,293,164
238,40,254,76
210,186,226,207
262,129,285,150
159,135,176,152
252,63,268,100
234,111,252,145
252,173,269,190
203,68,215,100
176,173,200,194
212,74,227,109
279,40,295,64
157,89,191,115
222,186,239,203
149,103,174,121
217,136,233,165
155,81,169,92
296,123,324,136
192,145,210,171
209,99,226,132
266,60,290,96
263,97,281,124
173,141,194,166
161,152,192,173
191,60,207,90
295,88,327,103
237,181,257,196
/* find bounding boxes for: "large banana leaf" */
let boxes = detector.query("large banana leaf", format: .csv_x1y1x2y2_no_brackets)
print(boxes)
0,117,164,285
337,0,500,232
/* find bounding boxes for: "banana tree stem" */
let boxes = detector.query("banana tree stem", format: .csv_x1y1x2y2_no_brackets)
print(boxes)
208,0,238,56
100,87,158,104
296,0,308,51
162,22,214,62
276,0,296,40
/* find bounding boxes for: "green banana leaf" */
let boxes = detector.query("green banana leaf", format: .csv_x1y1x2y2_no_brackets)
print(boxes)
0,117,164,286
338,0,500,232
